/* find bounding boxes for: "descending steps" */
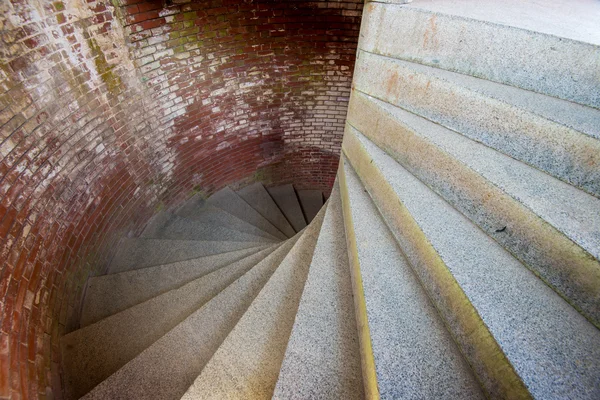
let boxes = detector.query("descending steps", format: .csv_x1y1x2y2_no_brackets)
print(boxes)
339,160,484,399
273,185,362,399
60,1,600,399
267,184,308,232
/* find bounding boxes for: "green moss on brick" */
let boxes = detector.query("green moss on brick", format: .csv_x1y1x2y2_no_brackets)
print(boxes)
87,37,123,95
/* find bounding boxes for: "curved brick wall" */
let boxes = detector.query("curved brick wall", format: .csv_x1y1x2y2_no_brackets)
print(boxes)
0,0,361,397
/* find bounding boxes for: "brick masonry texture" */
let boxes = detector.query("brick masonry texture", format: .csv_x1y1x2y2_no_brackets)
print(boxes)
0,0,361,398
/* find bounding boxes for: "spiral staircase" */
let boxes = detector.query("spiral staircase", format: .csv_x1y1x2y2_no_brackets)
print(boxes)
59,1,600,399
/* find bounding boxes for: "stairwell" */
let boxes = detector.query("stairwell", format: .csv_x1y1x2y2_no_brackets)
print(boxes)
60,0,600,398
2,0,600,399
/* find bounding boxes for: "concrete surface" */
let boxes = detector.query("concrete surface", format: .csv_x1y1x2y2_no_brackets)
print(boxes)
346,94,600,326
341,158,483,399
62,246,277,400
359,2,600,108
352,51,600,197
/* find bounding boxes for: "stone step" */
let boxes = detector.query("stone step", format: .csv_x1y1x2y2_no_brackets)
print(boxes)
237,182,296,238
346,93,600,327
359,0,600,108
352,51,600,197
181,204,326,399
81,234,302,400
267,184,307,232
297,189,323,224
140,213,278,243
81,246,269,327
207,187,288,240
272,183,363,399
176,204,281,241
61,246,278,400
343,132,600,399
339,158,483,399
108,238,267,274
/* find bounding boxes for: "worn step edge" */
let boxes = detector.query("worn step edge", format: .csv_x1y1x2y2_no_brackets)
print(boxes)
61,245,278,400
340,160,484,400
273,183,363,399
358,3,600,109
82,234,302,400
267,184,308,232
207,187,288,240
344,134,600,399
237,182,296,238
81,246,270,327
346,93,600,327
340,152,530,399
181,204,327,399
353,50,600,197
108,238,268,273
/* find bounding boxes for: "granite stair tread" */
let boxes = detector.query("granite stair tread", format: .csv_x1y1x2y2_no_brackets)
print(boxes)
340,158,484,399
207,187,288,240
237,182,296,238
352,51,600,197
180,205,326,399
267,184,307,232
139,213,277,243
175,204,281,241
297,189,323,224
80,246,270,327
344,130,600,400
107,238,268,274
346,94,600,326
359,1,600,108
80,235,301,400
273,183,363,400
61,246,278,400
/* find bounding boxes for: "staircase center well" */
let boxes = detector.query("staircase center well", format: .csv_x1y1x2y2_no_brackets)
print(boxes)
0,1,362,398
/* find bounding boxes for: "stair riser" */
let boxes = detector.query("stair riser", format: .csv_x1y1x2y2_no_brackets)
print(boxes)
340,147,530,400
353,51,600,197
359,3,600,108
346,96,600,327
143,217,276,243
267,184,308,232
344,132,600,400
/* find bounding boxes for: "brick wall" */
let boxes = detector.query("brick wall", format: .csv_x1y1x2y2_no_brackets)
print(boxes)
0,0,361,398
